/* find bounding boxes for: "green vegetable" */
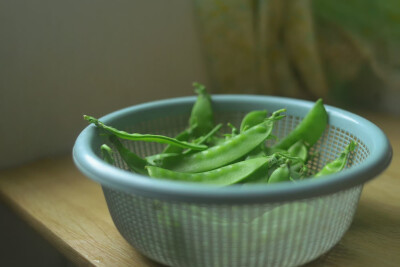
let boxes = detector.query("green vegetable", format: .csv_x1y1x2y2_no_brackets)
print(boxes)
182,123,222,155
145,153,180,166
240,110,268,132
162,109,285,173
84,115,207,151
160,82,214,154
288,140,308,162
273,99,328,150
108,135,148,175
162,126,195,154
268,163,291,183
100,144,114,165
189,82,214,137
86,83,357,185
147,157,269,186
224,122,239,139
314,140,357,178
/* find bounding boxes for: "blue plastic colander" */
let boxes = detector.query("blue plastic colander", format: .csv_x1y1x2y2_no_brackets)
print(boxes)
73,95,392,267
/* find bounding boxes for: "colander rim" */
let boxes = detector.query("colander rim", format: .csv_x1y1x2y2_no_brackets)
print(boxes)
73,95,392,204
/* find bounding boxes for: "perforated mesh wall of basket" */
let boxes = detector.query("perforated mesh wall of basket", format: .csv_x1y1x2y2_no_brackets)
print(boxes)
73,95,392,267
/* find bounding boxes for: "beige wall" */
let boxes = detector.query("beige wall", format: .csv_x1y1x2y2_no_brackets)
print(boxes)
0,0,207,169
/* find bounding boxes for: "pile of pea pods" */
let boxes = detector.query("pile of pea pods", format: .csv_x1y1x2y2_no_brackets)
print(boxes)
85,83,356,185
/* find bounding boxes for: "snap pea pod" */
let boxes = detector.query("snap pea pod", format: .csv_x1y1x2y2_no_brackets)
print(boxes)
314,140,357,178
147,157,269,186
84,115,207,150
108,135,148,175
273,98,328,150
240,110,268,159
162,125,195,154
268,163,291,183
245,145,268,160
100,144,114,165
154,124,222,166
189,82,214,137
146,153,180,166
240,110,268,132
163,109,286,173
287,140,308,180
242,155,281,183
288,140,308,162
183,123,223,155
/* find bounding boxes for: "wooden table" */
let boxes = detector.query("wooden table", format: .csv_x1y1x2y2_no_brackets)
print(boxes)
0,113,399,267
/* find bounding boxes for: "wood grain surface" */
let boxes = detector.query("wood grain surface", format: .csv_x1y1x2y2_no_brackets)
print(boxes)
0,113,399,267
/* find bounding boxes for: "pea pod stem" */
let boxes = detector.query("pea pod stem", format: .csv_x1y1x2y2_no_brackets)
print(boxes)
183,123,223,155
84,115,207,150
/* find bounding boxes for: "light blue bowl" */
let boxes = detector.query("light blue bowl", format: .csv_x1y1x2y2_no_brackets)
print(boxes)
73,95,392,267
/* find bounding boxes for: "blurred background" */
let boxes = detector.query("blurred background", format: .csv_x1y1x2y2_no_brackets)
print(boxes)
0,0,399,266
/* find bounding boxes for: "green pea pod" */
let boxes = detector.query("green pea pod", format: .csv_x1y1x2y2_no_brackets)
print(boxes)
245,135,277,160
145,153,180,166
163,109,286,173
206,136,226,147
273,99,328,150
189,82,214,137
268,163,291,184
84,115,207,151
240,110,268,132
242,155,282,183
183,123,223,155
245,145,268,160
147,157,269,186
162,126,194,154
314,140,357,178
100,144,114,165
289,163,308,180
288,140,308,162
108,135,148,175
239,110,268,159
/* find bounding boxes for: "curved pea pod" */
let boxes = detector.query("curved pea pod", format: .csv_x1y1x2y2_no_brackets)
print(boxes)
108,135,148,175
163,109,286,173
84,115,207,151
314,140,357,178
273,98,328,150
189,82,214,137
288,140,308,162
147,157,269,186
240,110,268,132
287,140,308,179
268,163,291,184
100,144,114,165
